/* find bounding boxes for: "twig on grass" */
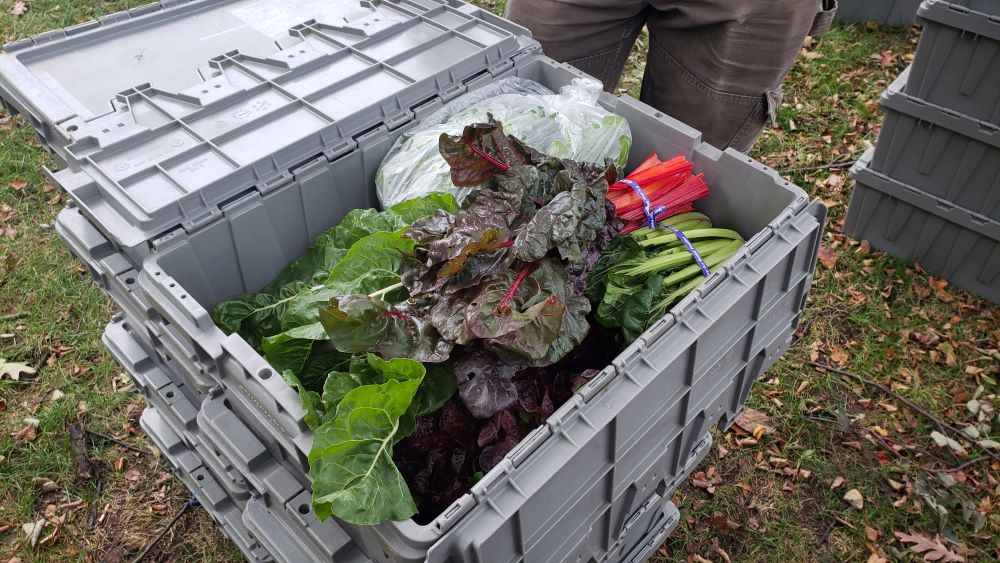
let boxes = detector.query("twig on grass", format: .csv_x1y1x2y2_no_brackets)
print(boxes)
0,311,28,321
86,430,153,456
807,361,1000,464
86,476,104,529
781,160,857,175
69,421,94,479
129,501,192,563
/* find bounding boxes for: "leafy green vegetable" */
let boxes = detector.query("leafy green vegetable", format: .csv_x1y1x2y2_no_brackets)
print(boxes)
307,353,455,523
212,193,457,349
310,377,421,524
587,217,745,345
320,118,610,424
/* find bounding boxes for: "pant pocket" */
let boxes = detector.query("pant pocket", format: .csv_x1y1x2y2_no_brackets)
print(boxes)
809,0,838,36
641,44,769,152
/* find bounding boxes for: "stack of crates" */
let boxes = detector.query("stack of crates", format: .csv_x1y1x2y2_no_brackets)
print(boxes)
836,0,923,27
845,0,1000,303
0,0,826,561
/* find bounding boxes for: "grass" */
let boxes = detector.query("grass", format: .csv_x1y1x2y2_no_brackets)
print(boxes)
1,2,998,562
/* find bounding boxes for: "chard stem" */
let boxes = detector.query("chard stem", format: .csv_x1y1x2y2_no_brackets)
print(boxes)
368,282,404,300
498,263,533,311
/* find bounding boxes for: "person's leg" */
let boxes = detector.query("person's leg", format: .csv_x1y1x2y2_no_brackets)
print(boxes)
642,0,838,151
504,0,648,92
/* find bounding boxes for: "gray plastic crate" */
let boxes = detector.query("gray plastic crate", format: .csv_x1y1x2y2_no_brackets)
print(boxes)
107,311,703,562
0,0,537,263
872,68,1000,222
106,317,375,563
17,0,826,558
835,0,922,26
845,148,1000,302
53,57,826,562
59,83,825,563
908,0,1000,125
138,406,272,562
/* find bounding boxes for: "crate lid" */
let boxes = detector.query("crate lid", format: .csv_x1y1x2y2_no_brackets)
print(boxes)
0,0,536,247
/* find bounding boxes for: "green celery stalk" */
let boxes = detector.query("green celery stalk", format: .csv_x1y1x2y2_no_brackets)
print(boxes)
621,238,734,277
638,228,742,248
653,239,744,313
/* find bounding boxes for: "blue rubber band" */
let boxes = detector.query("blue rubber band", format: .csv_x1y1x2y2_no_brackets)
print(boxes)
621,179,666,229
662,225,711,277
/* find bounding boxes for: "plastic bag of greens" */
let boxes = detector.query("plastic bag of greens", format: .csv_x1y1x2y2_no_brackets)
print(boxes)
376,77,632,207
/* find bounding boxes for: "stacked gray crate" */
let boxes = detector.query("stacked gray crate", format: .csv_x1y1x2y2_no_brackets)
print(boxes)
835,0,923,26
844,0,1000,303
1,0,827,561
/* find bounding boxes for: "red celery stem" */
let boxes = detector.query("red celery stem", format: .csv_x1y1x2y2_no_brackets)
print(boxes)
497,264,533,312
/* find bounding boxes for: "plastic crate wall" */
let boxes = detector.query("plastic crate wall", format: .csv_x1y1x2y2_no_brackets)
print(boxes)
835,0,922,26
871,69,1000,223
845,149,1000,303
53,54,826,563
908,0,1000,126
105,315,704,563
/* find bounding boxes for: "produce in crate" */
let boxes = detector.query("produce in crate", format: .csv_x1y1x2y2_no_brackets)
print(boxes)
213,117,740,526
376,77,632,207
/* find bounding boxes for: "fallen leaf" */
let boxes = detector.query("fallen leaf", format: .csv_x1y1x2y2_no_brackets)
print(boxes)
15,418,39,442
32,477,57,493
124,469,141,482
879,50,897,67
8,178,27,190
867,555,888,563
831,475,845,489
818,244,839,269
735,408,775,438
894,531,964,562
48,389,65,403
978,439,1000,451
0,358,36,381
9,1,26,16
22,520,45,547
825,173,845,190
843,488,864,509
830,346,849,366
865,524,880,541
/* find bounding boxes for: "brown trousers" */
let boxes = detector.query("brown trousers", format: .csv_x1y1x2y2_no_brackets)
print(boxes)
505,0,838,151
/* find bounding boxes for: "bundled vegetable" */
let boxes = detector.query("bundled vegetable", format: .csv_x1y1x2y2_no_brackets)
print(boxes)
587,212,744,345
608,153,708,234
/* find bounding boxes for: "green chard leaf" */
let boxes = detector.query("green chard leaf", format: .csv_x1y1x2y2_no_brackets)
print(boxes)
281,370,324,431
212,193,457,346
310,377,421,524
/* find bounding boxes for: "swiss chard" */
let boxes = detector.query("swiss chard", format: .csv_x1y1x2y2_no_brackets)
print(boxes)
307,354,456,524
323,117,611,382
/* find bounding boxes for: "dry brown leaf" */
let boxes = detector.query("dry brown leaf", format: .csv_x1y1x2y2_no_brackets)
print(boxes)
843,488,864,509
8,178,27,190
865,524,880,542
735,408,775,438
830,346,849,366
818,244,839,269
831,475,845,489
894,531,964,562
825,173,845,190
124,469,141,482
10,1,26,16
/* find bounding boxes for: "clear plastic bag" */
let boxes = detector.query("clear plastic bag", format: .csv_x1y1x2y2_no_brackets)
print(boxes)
376,77,632,207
